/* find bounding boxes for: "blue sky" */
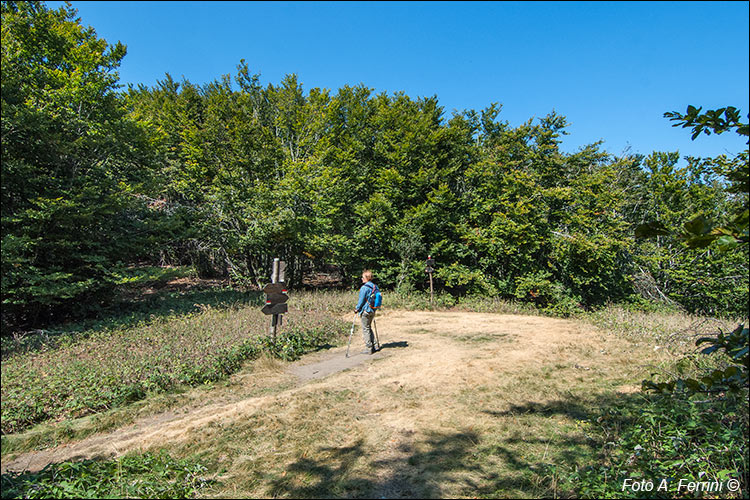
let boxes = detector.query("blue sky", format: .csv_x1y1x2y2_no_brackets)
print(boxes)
51,1,749,161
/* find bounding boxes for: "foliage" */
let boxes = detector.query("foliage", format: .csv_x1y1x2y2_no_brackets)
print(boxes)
633,151,748,316
637,105,748,397
2,2,747,331
554,392,748,498
665,105,749,141
1,1,161,329
0,450,214,499
643,324,748,395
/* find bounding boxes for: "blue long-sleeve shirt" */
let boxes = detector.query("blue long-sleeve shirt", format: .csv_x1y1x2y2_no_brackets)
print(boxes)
356,282,376,314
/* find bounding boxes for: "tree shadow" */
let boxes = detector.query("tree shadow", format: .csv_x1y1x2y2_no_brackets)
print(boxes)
265,391,649,498
266,439,373,498
267,430,482,499
474,391,647,498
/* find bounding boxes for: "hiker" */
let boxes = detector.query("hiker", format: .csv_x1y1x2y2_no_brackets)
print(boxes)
355,270,378,354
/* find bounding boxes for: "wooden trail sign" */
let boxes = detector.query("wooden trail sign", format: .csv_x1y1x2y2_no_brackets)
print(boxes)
262,303,288,315
265,292,289,304
263,283,287,294
263,258,289,336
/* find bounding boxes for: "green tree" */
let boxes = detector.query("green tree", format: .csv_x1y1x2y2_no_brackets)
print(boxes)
639,105,748,393
1,1,157,328
635,106,749,315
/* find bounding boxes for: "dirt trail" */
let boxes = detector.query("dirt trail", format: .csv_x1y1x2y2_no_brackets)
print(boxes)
1,310,669,477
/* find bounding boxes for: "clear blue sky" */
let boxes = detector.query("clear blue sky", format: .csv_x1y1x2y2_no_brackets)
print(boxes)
50,1,749,161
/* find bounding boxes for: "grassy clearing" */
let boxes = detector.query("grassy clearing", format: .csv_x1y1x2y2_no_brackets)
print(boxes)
164,319,655,498
2,288,747,498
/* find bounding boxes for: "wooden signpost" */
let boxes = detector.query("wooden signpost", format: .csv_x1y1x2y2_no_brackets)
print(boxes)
425,255,435,307
263,258,288,338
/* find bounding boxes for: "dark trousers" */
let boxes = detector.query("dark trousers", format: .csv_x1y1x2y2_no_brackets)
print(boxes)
360,310,376,348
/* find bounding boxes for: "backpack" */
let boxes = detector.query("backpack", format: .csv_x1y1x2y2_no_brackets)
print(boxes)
366,282,383,310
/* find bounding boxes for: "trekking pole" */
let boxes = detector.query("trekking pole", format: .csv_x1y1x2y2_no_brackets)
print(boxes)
346,312,358,358
373,317,381,351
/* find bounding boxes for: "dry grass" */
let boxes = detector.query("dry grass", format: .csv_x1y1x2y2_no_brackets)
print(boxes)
195,311,665,498
583,303,746,352
40,309,671,499
4,299,738,498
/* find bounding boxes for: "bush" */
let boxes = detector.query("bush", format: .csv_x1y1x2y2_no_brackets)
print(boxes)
555,392,748,499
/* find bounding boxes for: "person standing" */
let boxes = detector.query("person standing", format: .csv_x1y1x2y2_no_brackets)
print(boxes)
355,270,378,354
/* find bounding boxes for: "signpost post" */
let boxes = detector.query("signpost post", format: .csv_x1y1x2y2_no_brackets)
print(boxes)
425,256,435,308
263,258,288,339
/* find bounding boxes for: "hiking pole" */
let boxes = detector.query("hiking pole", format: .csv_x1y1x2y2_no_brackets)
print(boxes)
373,317,381,351
346,312,358,358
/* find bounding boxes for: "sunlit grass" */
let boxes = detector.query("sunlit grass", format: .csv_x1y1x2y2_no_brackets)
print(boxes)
2,288,746,499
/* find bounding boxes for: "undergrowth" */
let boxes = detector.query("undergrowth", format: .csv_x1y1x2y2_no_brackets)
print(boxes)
1,303,347,435
1,450,214,499
545,390,748,498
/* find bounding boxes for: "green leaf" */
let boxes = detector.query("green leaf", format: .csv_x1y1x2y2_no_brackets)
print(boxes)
635,221,670,238
684,234,717,248
730,347,748,360
700,345,719,355
716,235,739,251
684,215,711,235
684,379,701,391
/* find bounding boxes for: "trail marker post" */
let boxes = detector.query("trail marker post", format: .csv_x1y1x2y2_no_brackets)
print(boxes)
425,256,435,308
263,258,288,339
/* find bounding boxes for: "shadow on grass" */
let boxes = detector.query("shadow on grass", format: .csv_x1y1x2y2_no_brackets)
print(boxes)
264,391,649,499
474,392,648,498
378,341,409,350
267,431,482,499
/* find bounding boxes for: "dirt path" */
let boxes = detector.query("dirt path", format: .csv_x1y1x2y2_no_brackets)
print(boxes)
1,310,672,486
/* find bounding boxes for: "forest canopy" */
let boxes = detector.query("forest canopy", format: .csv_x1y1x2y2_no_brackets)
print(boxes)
2,1,748,330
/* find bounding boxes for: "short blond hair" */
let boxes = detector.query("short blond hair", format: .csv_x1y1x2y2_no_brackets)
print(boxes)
362,270,373,281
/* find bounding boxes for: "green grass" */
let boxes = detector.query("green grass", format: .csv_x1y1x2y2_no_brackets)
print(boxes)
1,296,348,435
453,332,517,344
546,391,748,499
1,450,215,499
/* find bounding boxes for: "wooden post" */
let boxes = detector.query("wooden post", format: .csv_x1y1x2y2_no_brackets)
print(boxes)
429,272,434,308
277,260,286,331
270,258,279,339
429,254,434,308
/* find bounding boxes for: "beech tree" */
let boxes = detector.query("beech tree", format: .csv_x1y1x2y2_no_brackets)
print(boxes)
1,1,157,327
